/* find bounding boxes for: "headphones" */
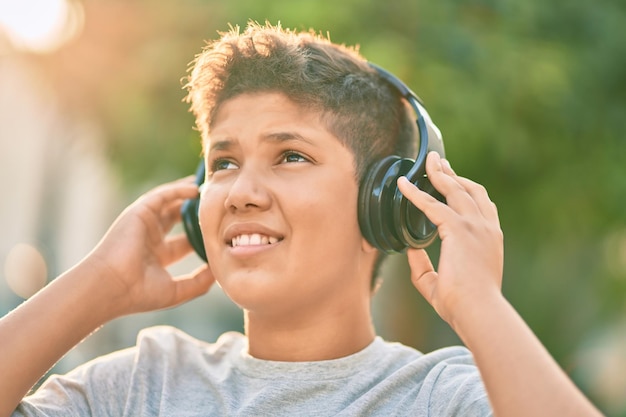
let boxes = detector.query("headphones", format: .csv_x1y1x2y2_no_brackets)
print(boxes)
181,62,445,261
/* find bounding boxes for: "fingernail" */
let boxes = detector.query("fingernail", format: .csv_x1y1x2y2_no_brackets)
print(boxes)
441,158,454,173
427,151,441,170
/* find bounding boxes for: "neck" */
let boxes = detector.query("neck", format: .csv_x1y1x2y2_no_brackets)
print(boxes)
244,300,376,361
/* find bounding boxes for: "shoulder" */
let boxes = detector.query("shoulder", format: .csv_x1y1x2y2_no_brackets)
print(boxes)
134,325,245,364
417,346,491,415
366,341,491,415
359,339,481,391
373,338,476,373
417,345,478,368
414,345,484,389
16,327,247,416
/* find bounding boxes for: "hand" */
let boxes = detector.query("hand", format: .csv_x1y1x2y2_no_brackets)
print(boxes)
86,176,215,317
397,152,504,328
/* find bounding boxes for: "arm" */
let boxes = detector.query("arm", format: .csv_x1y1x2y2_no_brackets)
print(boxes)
398,152,603,417
0,177,215,417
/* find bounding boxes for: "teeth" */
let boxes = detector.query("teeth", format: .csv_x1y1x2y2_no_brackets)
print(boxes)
231,233,279,247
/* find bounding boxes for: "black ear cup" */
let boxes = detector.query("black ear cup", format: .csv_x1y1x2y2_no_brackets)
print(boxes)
358,156,443,254
391,173,444,250
357,63,445,254
359,156,414,253
181,161,208,262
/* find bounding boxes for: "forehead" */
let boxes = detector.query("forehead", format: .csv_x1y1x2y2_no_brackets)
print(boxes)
205,92,337,148
214,91,314,120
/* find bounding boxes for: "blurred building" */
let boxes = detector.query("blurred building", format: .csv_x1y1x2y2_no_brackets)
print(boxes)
0,0,118,310
0,0,243,376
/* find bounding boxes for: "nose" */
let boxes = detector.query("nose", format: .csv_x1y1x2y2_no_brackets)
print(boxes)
224,167,271,212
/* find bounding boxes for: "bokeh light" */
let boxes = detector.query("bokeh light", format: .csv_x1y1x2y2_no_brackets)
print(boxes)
4,243,48,299
604,229,626,279
576,320,626,416
0,0,84,53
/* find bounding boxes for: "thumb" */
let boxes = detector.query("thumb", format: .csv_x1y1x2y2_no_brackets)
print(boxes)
170,264,215,306
406,248,438,305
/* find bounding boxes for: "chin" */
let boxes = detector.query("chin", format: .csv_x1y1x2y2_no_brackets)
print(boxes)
217,270,290,312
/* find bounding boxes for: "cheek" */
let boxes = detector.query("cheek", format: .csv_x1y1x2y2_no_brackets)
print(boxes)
198,190,223,246
289,181,361,244
284,184,364,285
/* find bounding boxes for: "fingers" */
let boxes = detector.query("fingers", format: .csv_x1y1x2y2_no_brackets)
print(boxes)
440,157,500,223
127,177,199,243
406,249,438,303
453,176,500,223
162,234,194,264
425,152,484,220
401,153,504,324
397,176,452,227
170,264,215,305
398,152,498,224
139,176,199,212
160,200,185,233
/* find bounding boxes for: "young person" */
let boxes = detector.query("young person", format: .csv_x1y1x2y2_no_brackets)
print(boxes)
2,22,602,416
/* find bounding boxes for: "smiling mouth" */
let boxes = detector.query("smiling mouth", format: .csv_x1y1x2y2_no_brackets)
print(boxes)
230,233,282,248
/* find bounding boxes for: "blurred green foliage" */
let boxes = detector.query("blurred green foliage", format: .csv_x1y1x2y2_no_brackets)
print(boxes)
41,0,625,413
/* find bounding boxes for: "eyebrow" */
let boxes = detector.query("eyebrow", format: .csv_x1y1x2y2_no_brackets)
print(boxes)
264,131,316,146
209,139,234,152
208,131,316,152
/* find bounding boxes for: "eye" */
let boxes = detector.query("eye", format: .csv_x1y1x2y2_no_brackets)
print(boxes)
280,150,309,164
210,158,238,172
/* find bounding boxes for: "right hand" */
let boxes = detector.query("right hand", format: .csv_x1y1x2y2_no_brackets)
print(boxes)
85,176,215,317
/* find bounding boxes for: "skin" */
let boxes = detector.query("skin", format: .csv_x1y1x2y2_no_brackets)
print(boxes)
0,91,602,416
199,92,377,360
399,154,603,417
0,179,215,417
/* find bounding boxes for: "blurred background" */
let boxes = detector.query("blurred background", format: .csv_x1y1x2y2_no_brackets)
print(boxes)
1,0,624,415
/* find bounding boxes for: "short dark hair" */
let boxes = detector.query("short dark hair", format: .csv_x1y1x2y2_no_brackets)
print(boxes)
185,21,417,287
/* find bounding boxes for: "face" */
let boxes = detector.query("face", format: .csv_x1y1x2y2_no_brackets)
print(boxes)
198,92,375,316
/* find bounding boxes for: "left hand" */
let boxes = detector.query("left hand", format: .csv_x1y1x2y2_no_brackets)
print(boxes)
397,151,504,328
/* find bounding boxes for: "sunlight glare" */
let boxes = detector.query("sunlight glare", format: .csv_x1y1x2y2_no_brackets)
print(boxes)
0,0,84,53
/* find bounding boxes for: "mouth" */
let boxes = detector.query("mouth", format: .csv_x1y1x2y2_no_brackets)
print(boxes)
229,233,282,248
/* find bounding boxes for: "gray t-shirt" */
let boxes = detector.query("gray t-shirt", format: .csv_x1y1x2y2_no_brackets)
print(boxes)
14,326,492,416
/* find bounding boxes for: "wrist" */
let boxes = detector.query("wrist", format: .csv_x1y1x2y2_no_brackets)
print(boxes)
66,256,132,323
447,288,508,347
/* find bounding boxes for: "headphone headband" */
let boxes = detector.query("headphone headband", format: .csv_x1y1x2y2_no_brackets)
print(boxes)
368,62,431,183
359,63,445,252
